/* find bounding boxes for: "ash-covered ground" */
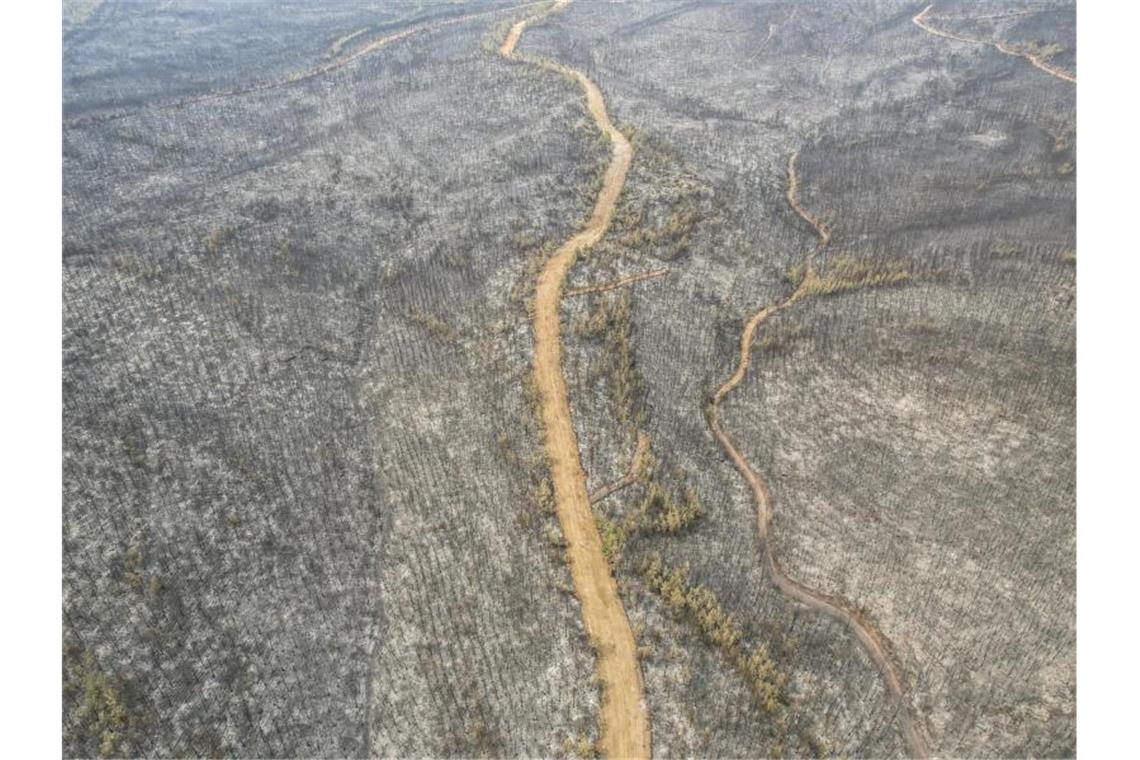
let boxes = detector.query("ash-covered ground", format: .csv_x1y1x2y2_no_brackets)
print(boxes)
64,1,1074,757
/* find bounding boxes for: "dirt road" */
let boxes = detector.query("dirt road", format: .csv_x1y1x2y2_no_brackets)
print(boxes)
501,2,652,757
913,4,1075,85
704,157,932,758
787,151,831,253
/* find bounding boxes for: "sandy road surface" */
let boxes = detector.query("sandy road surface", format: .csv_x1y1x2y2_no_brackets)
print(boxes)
502,2,652,757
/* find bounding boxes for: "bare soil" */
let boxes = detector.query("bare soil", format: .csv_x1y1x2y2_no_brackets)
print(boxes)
504,2,651,756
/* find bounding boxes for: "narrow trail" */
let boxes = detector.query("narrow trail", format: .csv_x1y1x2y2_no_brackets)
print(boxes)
65,1,543,130
787,151,831,255
501,2,652,757
913,4,1076,85
704,156,931,759
589,432,651,505
565,268,670,298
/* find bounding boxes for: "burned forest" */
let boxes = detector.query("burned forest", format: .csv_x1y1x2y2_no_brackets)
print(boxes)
62,1,1075,757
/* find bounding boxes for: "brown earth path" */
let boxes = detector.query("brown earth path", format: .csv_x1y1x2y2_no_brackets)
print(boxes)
589,432,651,505
565,268,670,298
913,4,1076,84
501,2,652,757
787,151,831,253
704,156,932,758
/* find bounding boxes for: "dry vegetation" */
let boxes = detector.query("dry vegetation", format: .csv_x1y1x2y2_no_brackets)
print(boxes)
64,0,1074,757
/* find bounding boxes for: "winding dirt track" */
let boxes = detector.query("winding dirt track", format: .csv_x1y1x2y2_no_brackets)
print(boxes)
786,151,831,254
502,2,651,757
913,4,1076,84
565,268,670,298
704,157,931,758
589,432,651,505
